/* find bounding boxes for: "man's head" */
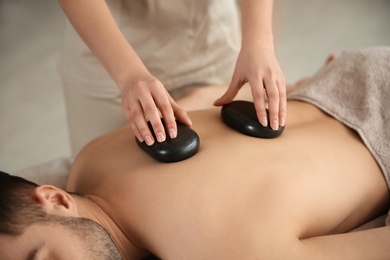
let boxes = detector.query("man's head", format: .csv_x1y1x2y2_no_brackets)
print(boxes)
0,171,122,259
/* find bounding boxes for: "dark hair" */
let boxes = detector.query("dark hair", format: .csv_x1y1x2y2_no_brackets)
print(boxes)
0,172,123,259
0,171,50,235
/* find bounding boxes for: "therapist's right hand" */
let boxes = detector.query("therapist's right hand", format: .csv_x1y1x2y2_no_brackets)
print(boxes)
121,74,192,146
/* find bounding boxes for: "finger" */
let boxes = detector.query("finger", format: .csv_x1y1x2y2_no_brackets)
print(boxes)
213,74,243,106
263,77,280,130
128,96,157,146
128,100,156,145
169,95,192,127
129,117,143,143
277,77,287,127
122,93,143,141
154,91,177,139
139,95,167,144
121,93,132,122
130,102,154,146
250,78,268,127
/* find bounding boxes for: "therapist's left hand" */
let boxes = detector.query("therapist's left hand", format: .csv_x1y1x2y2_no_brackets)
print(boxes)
214,45,286,130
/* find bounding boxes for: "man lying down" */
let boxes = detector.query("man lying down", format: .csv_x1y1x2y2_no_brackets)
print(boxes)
1,47,389,259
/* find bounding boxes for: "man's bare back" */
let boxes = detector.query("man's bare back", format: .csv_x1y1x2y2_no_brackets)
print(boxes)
67,101,389,259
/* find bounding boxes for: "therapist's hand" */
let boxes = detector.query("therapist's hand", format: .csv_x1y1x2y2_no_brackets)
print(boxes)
121,74,192,146
214,45,286,130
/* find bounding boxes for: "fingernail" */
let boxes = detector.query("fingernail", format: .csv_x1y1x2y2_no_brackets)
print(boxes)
156,132,166,142
272,120,279,131
169,128,177,139
145,135,154,146
280,117,285,126
260,116,268,127
136,134,144,142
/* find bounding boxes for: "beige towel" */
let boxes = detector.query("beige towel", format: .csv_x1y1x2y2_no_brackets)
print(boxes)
288,47,390,190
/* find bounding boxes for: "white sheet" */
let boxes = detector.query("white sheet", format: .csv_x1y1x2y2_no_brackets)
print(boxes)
13,157,72,190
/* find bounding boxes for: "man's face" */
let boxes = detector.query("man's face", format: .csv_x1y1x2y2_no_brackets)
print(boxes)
0,224,90,260
0,219,122,260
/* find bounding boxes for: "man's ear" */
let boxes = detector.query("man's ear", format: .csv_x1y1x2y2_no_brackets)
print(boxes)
34,185,78,217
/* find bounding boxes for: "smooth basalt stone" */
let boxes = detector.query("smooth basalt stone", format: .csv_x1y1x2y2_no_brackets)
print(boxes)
136,120,200,163
221,100,284,138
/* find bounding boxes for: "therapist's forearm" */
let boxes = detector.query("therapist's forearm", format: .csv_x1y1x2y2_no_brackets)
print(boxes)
238,0,275,50
58,0,147,90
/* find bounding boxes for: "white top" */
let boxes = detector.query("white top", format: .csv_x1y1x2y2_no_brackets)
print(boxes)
59,0,241,94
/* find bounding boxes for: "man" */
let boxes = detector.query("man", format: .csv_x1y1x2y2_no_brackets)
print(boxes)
1,47,389,259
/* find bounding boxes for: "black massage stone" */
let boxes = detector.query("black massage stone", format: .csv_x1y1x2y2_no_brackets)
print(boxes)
136,120,200,163
221,100,284,138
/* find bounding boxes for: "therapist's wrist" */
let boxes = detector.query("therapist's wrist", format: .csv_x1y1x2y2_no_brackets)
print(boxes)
241,32,274,51
116,65,151,92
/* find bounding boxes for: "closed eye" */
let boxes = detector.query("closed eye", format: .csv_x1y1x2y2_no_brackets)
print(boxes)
27,242,45,260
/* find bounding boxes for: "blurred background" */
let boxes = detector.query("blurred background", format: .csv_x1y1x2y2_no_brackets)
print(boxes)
1,0,390,173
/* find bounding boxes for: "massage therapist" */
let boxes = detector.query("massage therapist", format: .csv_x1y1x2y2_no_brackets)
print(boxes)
58,0,286,154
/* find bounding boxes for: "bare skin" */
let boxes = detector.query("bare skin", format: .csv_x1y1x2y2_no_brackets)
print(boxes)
66,99,389,259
